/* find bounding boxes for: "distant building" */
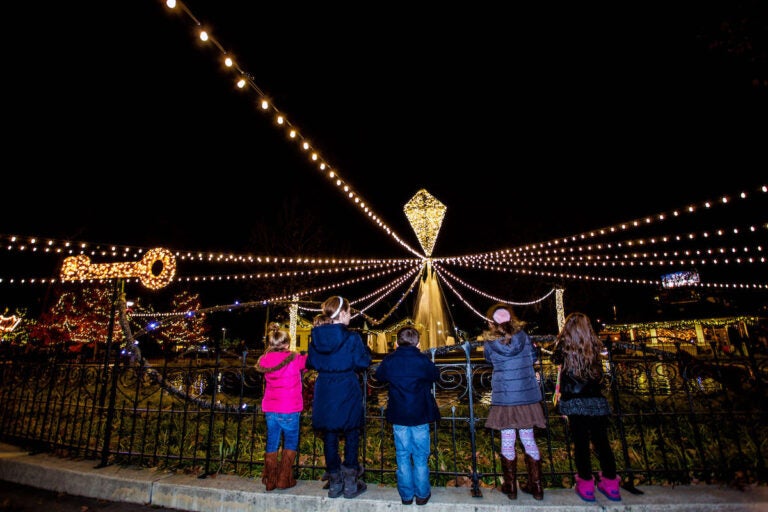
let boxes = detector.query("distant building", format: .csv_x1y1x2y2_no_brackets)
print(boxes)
600,315,765,356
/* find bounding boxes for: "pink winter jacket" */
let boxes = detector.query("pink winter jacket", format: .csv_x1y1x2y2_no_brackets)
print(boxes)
256,351,308,413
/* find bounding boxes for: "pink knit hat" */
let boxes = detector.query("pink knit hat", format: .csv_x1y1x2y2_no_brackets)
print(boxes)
492,308,511,324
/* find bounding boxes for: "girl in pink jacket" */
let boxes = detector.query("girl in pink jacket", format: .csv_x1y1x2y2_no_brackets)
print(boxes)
255,323,308,490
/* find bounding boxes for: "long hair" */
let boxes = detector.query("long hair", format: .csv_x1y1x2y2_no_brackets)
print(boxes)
484,303,525,344
555,312,604,381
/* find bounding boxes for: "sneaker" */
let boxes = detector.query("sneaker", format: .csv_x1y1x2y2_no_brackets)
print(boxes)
415,493,431,505
401,498,414,505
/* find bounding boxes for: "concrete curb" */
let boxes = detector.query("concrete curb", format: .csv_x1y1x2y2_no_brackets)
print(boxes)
0,444,765,511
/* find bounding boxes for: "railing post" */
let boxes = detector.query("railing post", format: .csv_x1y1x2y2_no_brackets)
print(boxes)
605,337,643,494
201,334,222,478
462,341,483,497
97,278,124,468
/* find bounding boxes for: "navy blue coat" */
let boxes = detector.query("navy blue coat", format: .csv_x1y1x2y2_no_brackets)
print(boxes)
374,345,441,426
483,330,543,406
307,323,372,432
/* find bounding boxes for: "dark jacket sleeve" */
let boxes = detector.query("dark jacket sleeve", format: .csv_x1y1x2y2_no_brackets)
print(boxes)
353,334,372,371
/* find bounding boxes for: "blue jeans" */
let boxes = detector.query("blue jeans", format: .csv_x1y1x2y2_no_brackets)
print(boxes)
393,423,432,501
264,412,300,452
322,429,361,473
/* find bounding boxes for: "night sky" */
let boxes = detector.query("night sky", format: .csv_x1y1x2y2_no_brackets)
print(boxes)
2,1,766,335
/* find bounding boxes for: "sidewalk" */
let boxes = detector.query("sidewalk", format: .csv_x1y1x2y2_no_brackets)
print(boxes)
1,443,766,511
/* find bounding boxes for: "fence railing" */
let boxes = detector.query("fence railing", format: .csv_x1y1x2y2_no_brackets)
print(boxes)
0,335,766,496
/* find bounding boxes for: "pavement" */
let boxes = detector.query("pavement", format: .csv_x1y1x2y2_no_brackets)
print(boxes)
0,443,766,512
0,478,172,512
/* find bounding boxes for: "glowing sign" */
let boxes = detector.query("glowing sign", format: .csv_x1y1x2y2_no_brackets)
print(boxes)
661,270,701,289
60,247,176,290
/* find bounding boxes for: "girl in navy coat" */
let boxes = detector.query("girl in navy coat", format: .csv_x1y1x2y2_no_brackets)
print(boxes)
307,296,372,499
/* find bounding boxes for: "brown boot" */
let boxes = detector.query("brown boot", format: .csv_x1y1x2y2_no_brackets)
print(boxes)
499,455,517,499
276,449,297,489
262,452,279,491
520,454,543,500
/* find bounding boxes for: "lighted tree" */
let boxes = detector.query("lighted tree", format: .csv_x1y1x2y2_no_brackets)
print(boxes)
29,284,122,352
148,290,209,353
0,308,33,347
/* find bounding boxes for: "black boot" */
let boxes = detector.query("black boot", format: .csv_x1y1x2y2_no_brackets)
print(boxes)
327,470,343,498
341,464,367,499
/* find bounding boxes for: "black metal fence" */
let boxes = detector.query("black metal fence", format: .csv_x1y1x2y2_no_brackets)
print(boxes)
0,335,766,497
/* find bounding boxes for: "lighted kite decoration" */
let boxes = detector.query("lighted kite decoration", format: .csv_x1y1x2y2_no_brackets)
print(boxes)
60,247,176,290
403,189,446,257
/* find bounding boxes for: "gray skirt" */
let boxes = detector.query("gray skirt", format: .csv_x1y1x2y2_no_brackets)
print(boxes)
558,396,611,416
485,403,546,430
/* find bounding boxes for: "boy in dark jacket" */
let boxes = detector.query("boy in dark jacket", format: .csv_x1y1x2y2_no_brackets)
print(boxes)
374,326,440,505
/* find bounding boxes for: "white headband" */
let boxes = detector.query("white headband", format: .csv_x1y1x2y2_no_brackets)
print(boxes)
331,297,345,319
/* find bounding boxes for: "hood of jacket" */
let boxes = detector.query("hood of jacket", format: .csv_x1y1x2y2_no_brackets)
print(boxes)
485,330,530,357
255,351,297,374
309,323,349,354
307,323,371,375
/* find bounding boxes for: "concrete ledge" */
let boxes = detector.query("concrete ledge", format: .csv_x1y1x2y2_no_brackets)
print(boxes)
1,444,766,511
0,446,167,505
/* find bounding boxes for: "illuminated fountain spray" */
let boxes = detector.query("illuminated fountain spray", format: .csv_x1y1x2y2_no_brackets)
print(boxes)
404,189,455,349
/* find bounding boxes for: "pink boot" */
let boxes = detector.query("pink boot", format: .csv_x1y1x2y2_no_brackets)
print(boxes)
574,475,595,502
597,472,622,501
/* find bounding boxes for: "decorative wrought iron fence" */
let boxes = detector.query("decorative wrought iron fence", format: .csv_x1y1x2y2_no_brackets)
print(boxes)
0,335,765,497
